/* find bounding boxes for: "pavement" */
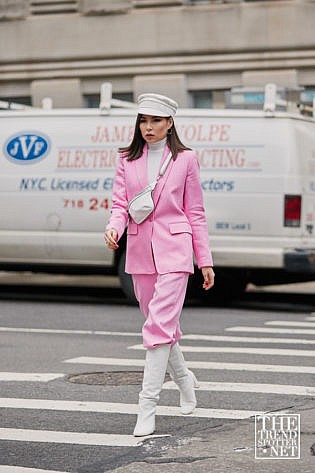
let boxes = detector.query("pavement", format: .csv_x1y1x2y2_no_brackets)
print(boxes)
1,270,315,293
113,401,315,473
0,271,120,288
1,271,314,472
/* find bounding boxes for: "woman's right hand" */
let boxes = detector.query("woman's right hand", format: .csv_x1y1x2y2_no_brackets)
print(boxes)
104,228,119,250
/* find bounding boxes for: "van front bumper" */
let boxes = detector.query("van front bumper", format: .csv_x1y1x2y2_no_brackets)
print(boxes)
284,249,315,273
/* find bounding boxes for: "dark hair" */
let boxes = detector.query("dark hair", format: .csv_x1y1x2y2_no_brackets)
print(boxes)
119,114,191,161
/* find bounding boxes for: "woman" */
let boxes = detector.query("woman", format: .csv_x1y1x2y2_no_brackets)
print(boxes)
104,93,214,437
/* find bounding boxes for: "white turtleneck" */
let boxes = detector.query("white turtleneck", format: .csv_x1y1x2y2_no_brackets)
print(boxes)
147,137,167,183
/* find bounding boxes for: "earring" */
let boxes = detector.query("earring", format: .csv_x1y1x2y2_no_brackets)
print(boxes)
167,128,172,135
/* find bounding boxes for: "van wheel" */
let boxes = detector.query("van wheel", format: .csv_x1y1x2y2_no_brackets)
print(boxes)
213,269,248,299
118,250,137,303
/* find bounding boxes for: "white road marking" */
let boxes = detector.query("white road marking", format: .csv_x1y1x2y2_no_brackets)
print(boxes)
265,320,315,327
128,344,315,357
0,397,262,419
226,326,315,335
0,373,64,382
0,467,68,473
0,327,141,337
63,356,315,374
1,325,313,343
163,381,315,396
182,334,315,345
0,428,144,447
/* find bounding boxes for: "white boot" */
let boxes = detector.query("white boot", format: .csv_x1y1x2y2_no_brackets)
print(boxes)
168,343,199,415
133,344,171,437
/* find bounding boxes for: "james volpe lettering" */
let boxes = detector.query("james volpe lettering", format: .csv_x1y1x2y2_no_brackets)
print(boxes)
177,124,231,142
90,125,134,144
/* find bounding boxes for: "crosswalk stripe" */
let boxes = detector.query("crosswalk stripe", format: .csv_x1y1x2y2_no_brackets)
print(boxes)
0,327,141,337
265,321,315,328
0,466,67,473
1,378,311,396
0,397,263,419
128,344,315,357
163,381,315,396
226,326,315,335
182,334,315,345
63,356,315,374
2,325,314,345
0,428,144,447
0,373,64,382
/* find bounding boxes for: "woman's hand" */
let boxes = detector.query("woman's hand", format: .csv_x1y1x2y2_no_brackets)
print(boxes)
202,267,215,290
104,228,119,250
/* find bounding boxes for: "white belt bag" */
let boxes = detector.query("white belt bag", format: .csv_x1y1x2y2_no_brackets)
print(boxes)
127,151,173,224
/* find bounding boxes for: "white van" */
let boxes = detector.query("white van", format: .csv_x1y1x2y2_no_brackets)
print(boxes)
1,85,315,299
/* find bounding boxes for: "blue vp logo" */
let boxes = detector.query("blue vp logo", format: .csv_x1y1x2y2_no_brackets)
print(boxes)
4,132,50,164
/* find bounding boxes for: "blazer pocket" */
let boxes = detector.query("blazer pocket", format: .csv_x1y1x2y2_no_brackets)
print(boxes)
169,222,192,234
127,222,138,235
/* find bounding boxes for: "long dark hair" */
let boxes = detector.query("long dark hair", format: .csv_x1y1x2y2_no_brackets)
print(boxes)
119,114,191,161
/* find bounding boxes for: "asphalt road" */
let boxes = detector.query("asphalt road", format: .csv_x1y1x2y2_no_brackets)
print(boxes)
0,281,314,472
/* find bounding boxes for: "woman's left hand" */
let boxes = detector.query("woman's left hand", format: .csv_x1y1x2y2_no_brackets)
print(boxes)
201,267,215,290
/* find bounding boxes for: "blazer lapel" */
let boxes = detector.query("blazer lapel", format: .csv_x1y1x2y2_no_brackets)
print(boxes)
153,146,174,205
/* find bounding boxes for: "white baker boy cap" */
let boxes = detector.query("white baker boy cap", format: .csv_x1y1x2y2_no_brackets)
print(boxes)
137,93,178,117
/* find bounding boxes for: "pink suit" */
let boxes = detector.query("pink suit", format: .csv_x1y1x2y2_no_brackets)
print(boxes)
106,144,213,348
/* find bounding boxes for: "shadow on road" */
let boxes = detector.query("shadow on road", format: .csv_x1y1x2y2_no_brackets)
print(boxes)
0,278,314,313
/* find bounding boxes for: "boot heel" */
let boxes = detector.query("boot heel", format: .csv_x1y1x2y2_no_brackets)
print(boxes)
188,370,200,389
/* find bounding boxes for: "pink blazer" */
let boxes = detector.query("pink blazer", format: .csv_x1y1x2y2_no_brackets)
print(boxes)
106,144,213,274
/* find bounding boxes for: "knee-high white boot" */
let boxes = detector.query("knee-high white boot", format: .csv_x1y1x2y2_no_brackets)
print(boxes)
168,343,199,415
133,344,171,437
